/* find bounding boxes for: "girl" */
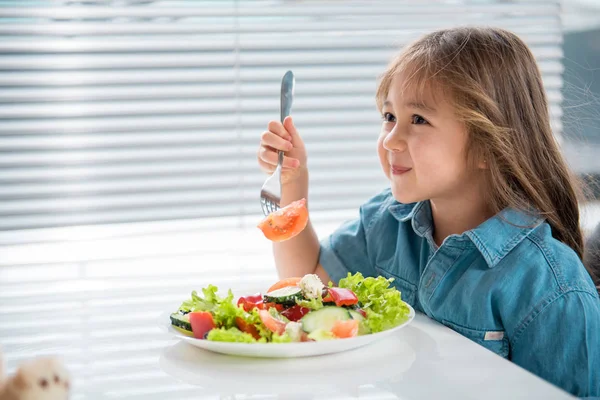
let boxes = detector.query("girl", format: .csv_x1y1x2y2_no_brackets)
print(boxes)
257,27,599,397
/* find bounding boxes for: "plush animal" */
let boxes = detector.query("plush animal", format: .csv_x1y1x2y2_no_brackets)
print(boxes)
0,349,70,400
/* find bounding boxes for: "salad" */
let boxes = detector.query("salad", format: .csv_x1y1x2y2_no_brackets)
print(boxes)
169,272,411,343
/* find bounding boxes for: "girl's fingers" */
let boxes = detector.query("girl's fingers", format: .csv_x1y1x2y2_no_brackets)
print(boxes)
258,157,275,173
283,116,300,142
258,157,298,173
260,131,293,152
267,120,291,141
258,147,299,168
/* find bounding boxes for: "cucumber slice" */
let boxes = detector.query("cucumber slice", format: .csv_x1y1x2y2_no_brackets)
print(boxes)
170,312,192,332
264,286,303,305
348,309,365,321
347,309,370,335
300,306,351,333
307,329,336,341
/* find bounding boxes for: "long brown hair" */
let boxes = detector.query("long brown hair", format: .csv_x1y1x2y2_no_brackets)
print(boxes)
376,26,599,288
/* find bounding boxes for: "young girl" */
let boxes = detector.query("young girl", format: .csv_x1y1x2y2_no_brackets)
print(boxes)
257,27,599,397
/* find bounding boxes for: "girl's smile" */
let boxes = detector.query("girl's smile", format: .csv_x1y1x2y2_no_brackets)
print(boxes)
389,164,412,175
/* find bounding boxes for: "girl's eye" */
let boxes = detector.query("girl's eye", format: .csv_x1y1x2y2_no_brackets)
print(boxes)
382,112,396,123
411,114,428,125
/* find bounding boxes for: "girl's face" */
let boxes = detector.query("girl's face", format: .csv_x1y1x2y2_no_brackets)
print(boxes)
377,76,482,204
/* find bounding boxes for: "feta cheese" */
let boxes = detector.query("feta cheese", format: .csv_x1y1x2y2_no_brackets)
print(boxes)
285,321,304,342
299,274,324,299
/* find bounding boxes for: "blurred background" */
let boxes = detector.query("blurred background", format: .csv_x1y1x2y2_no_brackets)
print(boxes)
0,1,598,398
0,0,598,236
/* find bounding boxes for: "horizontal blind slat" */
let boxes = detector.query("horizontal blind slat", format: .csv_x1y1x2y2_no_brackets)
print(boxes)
0,85,565,104
0,20,563,36
0,4,560,18
0,34,563,53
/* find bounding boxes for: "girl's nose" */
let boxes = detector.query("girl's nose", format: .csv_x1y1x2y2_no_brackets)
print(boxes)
383,127,407,153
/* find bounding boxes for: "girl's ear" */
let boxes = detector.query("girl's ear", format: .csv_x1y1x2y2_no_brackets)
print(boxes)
478,159,488,169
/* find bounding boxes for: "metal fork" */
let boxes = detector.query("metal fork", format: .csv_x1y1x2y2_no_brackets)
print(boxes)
260,70,295,216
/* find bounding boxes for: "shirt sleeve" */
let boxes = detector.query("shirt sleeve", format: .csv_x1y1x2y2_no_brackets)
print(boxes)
318,190,390,284
510,290,600,398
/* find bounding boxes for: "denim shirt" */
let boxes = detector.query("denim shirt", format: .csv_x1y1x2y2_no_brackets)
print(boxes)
319,189,600,398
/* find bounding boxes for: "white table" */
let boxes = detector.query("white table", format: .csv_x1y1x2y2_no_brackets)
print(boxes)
0,220,582,399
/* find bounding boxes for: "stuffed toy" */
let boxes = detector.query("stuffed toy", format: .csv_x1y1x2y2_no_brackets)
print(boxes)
0,349,70,400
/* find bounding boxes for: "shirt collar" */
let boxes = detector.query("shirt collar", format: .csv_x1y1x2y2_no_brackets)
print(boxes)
389,201,434,238
388,200,545,268
465,207,545,268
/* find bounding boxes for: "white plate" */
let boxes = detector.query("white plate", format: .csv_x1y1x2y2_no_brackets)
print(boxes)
159,332,416,396
162,303,415,358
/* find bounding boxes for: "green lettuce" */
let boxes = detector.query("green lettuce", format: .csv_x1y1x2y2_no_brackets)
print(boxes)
207,327,266,343
271,332,293,343
295,296,324,311
338,272,410,333
178,285,245,329
244,308,273,341
178,285,278,343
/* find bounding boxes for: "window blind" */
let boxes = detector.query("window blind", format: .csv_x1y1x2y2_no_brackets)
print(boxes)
0,0,564,231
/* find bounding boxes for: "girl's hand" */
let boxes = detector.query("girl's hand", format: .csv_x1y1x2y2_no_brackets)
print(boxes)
257,116,307,186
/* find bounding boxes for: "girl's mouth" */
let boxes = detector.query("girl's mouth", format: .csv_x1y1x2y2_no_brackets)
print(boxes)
390,165,412,175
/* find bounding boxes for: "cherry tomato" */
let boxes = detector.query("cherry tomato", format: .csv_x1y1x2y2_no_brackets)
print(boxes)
188,311,215,340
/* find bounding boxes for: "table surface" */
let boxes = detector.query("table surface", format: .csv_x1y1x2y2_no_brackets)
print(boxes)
0,219,582,400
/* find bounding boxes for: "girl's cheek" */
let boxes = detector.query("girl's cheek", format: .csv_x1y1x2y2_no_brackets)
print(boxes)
377,134,391,179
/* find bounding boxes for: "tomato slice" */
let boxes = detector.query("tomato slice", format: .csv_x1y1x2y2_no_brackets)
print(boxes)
280,305,310,322
267,277,302,293
237,293,264,312
327,287,359,307
258,309,286,335
188,311,216,340
257,198,309,242
331,319,359,339
235,316,262,340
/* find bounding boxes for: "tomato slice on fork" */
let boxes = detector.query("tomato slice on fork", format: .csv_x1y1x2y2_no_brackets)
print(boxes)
257,199,308,242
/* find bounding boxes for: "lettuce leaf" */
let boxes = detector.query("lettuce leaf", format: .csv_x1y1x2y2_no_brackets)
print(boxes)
207,327,266,343
271,332,293,343
179,286,216,313
295,296,324,310
244,308,273,341
211,290,245,328
338,272,410,333
178,286,244,329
